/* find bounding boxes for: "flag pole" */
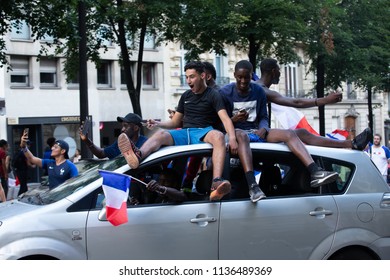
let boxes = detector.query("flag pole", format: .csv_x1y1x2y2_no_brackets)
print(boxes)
98,169,147,186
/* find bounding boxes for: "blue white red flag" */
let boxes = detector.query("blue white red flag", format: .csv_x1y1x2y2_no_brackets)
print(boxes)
271,103,320,135
98,170,131,226
326,129,349,140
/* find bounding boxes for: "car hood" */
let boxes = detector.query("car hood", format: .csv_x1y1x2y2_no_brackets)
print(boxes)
0,200,39,220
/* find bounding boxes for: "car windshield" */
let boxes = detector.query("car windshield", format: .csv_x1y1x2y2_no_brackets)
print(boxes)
19,156,127,205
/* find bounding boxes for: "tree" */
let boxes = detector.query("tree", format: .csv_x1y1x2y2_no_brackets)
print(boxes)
167,0,308,69
1,0,182,118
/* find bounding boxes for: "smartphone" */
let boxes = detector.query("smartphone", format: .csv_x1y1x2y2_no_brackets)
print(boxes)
23,128,29,136
82,116,92,135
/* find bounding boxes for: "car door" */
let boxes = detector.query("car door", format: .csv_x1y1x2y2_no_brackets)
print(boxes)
86,201,221,259
219,195,338,259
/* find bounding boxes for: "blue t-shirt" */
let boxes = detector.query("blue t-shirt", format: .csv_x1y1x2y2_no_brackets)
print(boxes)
103,135,148,159
42,159,79,189
219,82,269,131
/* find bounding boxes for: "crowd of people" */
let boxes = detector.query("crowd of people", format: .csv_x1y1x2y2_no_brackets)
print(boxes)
0,58,375,203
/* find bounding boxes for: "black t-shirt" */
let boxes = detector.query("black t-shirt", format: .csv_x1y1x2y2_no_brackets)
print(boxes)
177,87,226,129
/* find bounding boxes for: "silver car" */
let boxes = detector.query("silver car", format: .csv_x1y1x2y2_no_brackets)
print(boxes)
1,142,390,260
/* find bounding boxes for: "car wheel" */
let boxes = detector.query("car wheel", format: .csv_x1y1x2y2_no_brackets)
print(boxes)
329,247,377,260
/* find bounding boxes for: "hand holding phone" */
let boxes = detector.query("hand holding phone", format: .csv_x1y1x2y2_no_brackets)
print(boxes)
82,116,91,136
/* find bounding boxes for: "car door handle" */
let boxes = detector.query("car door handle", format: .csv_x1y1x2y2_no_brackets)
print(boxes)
309,209,333,217
190,217,217,223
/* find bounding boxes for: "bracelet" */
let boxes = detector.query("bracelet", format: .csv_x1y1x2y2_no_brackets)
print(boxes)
315,98,318,106
21,146,28,153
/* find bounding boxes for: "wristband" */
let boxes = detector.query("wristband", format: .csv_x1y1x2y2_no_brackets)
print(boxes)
22,146,28,153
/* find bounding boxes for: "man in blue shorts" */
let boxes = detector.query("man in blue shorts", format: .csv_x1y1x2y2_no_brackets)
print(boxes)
20,132,78,190
79,112,147,159
220,60,338,202
118,61,239,201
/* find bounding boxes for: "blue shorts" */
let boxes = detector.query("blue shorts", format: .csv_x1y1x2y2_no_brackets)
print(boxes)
168,126,214,145
247,131,267,143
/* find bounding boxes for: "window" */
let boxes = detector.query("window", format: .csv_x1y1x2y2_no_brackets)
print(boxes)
40,58,58,87
97,61,112,88
10,20,30,40
10,56,30,87
144,33,155,49
284,64,298,97
142,63,156,88
97,25,112,47
120,63,135,86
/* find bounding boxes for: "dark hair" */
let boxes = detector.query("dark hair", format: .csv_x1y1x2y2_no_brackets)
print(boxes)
184,61,205,75
47,137,56,147
374,133,382,140
235,60,253,72
0,139,7,148
260,58,278,75
203,61,216,80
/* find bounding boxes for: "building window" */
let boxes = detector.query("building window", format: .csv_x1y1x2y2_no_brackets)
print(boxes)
144,33,155,49
10,56,30,87
97,61,112,87
40,58,58,87
10,20,30,40
284,64,297,98
120,63,135,86
97,25,112,47
142,63,156,88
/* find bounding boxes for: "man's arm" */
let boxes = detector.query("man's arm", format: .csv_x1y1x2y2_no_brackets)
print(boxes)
79,125,107,158
20,133,43,168
266,88,342,108
146,112,184,130
218,109,238,154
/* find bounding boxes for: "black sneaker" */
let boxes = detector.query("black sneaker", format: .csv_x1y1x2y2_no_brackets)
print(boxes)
352,128,372,150
310,170,338,188
249,183,266,202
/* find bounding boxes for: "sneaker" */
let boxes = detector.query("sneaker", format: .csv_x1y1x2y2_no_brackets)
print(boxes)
118,133,141,169
209,178,231,201
310,170,338,188
352,128,372,150
249,183,266,202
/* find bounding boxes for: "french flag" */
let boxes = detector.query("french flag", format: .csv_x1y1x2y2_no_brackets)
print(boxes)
271,103,320,135
99,170,131,226
326,129,349,140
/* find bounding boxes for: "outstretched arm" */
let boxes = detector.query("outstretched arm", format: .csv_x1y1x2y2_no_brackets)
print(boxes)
266,88,342,108
20,131,42,168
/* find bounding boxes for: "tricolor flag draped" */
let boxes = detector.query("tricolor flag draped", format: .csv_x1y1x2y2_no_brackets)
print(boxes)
99,170,131,226
271,103,320,135
326,129,349,140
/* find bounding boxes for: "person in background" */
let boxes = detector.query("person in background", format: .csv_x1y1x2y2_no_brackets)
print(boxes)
0,139,9,198
368,134,390,183
20,132,78,190
13,141,36,196
43,137,56,176
79,113,147,159
44,137,56,159
73,148,81,163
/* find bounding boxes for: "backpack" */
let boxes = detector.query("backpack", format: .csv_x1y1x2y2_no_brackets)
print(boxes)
12,150,26,170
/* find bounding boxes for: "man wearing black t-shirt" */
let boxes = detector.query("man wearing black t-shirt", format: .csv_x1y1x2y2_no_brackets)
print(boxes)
118,61,238,201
